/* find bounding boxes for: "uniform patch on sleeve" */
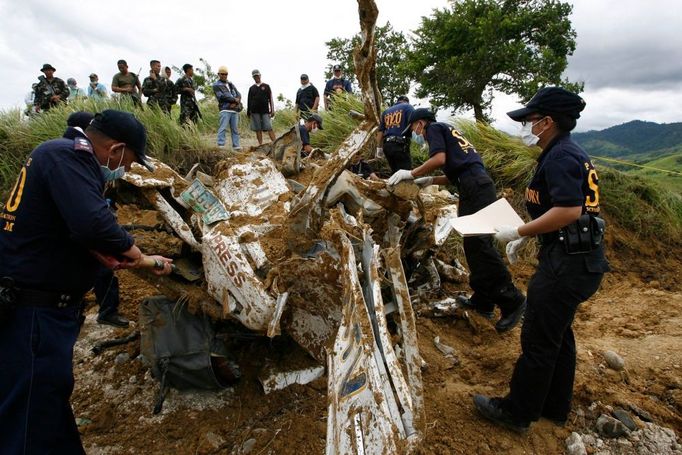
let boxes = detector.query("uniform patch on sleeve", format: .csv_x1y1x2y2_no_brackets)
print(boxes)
73,137,93,153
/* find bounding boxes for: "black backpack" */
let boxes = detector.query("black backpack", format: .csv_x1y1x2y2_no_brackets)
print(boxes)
139,295,240,413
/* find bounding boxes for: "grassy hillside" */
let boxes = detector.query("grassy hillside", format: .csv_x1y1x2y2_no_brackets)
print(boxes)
573,120,682,157
1,99,681,247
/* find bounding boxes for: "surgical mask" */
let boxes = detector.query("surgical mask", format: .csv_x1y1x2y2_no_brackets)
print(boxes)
520,119,545,147
311,127,319,134
412,132,426,146
100,148,125,182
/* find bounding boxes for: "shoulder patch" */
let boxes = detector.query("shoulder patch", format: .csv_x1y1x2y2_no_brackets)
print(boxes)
73,137,93,153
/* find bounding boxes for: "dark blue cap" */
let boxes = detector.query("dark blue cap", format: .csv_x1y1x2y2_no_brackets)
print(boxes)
67,111,94,130
507,87,586,121
402,108,436,134
89,110,154,171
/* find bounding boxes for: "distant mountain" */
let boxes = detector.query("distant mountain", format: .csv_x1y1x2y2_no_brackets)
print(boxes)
573,120,682,158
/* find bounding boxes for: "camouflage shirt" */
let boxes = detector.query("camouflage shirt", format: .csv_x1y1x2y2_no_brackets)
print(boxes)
33,76,69,111
142,74,171,111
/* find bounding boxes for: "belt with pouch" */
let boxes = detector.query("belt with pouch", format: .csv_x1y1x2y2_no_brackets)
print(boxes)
384,136,407,144
15,285,84,308
538,214,606,254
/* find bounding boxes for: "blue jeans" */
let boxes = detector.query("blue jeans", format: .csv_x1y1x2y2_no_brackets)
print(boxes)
218,111,240,147
0,305,85,454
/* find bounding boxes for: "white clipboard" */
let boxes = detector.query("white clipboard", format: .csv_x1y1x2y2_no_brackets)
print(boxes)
451,198,524,237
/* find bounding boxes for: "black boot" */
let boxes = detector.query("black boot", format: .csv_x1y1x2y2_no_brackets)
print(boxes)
495,299,527,333
473,394,529,433
456,295,494,320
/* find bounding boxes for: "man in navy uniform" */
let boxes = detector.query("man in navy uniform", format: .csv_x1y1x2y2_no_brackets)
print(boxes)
0,109,173,454
375,95,414,173
388,108,526,333
298,113,324,156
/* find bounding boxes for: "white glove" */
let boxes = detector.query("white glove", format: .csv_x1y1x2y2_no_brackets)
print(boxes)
494,225,522,243
387,169,414,186
414,176,433,187
375,147,385,159
505,237,529,265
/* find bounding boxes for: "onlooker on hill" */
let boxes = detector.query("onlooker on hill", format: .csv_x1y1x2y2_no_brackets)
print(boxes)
247,69,276,145
111,59,142,107
87,73,108,99
323,64,352,110
66,78,86,101
212,66,242,149
163,66,178,108
176,63,201,125
34,63,69,112
298,113,323,156
376,95,415,172
142,59,173,114
24,83,38,116
295,74,319,120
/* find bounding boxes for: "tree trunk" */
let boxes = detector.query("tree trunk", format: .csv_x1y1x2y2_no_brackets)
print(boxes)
473,103,485,122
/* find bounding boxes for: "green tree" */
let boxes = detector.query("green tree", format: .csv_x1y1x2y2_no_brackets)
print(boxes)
404,0,583,122
326,22,411,104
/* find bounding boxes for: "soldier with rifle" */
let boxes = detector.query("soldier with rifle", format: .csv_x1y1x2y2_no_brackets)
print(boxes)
142,60,172,114
33,63,69,113
176,63,201,125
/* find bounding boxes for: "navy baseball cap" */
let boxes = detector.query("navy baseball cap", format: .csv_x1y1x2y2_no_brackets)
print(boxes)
309,113,324,130
402,108,436,134
67,111,94,130
507,87,586,121
89,110,154,172
332,64,342,71
397,95,410,103
300,73,309,80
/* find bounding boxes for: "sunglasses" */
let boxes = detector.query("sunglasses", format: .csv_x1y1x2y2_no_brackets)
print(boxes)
218,72,228,76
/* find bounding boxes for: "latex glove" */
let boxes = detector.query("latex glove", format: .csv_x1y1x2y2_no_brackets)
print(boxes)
505,236,529,265
414,176,433,187
375,147,385,159
387,169,414,186
494,225,522,243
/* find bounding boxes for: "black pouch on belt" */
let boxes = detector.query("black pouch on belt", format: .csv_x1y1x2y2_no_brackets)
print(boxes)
559,214,606,254
0,277,17,324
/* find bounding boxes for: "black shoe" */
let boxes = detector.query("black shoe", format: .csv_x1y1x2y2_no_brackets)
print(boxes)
473,394,529,434
97,313,130,328
456,295,494,320
541,412,567,427
495,299,527,333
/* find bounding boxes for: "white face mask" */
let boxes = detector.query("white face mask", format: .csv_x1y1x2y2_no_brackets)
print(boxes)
520,119,545,146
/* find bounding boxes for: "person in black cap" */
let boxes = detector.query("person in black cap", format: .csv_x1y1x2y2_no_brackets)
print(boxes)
299,113,323,156
295,73,319,119
388,108,526,333
34,63,69,112
0,109,171,454
473,87,610,433
323,64,352,110
375,95,415,172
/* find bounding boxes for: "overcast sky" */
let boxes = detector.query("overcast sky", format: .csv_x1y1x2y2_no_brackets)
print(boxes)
0,0,680,133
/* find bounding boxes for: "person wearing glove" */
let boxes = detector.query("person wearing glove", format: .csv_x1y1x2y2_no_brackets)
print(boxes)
391,107,526,333
474,87,610,435
375,95,414,172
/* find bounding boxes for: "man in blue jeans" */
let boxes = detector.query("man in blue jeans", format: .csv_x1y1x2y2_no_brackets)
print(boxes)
212,66,242,150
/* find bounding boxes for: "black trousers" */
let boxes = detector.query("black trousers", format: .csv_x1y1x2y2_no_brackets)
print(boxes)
384,140,412,173
503,242,608,422
93,266,120,318
458,173,524,314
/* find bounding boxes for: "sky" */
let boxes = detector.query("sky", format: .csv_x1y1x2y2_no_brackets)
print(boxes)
0,0,680,133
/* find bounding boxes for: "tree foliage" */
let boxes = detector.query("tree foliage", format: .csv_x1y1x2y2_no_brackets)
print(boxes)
171,58,217,98
404,0,583,122
325,22,411,105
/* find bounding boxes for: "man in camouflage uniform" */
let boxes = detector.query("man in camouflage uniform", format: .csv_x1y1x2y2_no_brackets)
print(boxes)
142,60,172,114
34,64,69,112
163,67,177,111
175,63,200,125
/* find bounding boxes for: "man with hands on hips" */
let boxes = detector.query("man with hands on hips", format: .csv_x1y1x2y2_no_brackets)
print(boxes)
387,108,526,333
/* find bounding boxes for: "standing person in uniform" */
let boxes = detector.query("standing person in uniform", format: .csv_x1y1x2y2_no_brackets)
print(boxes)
375,95,414,173
212,66,242,149
33,63,69,113
163,66,178,110
295,74,319,120
247,69,276,145
142,59,172,114
177,63,201,126
0,109,173,454
111,59,142,107
323,64,352,110
388,108,526,333
473,87,610,433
